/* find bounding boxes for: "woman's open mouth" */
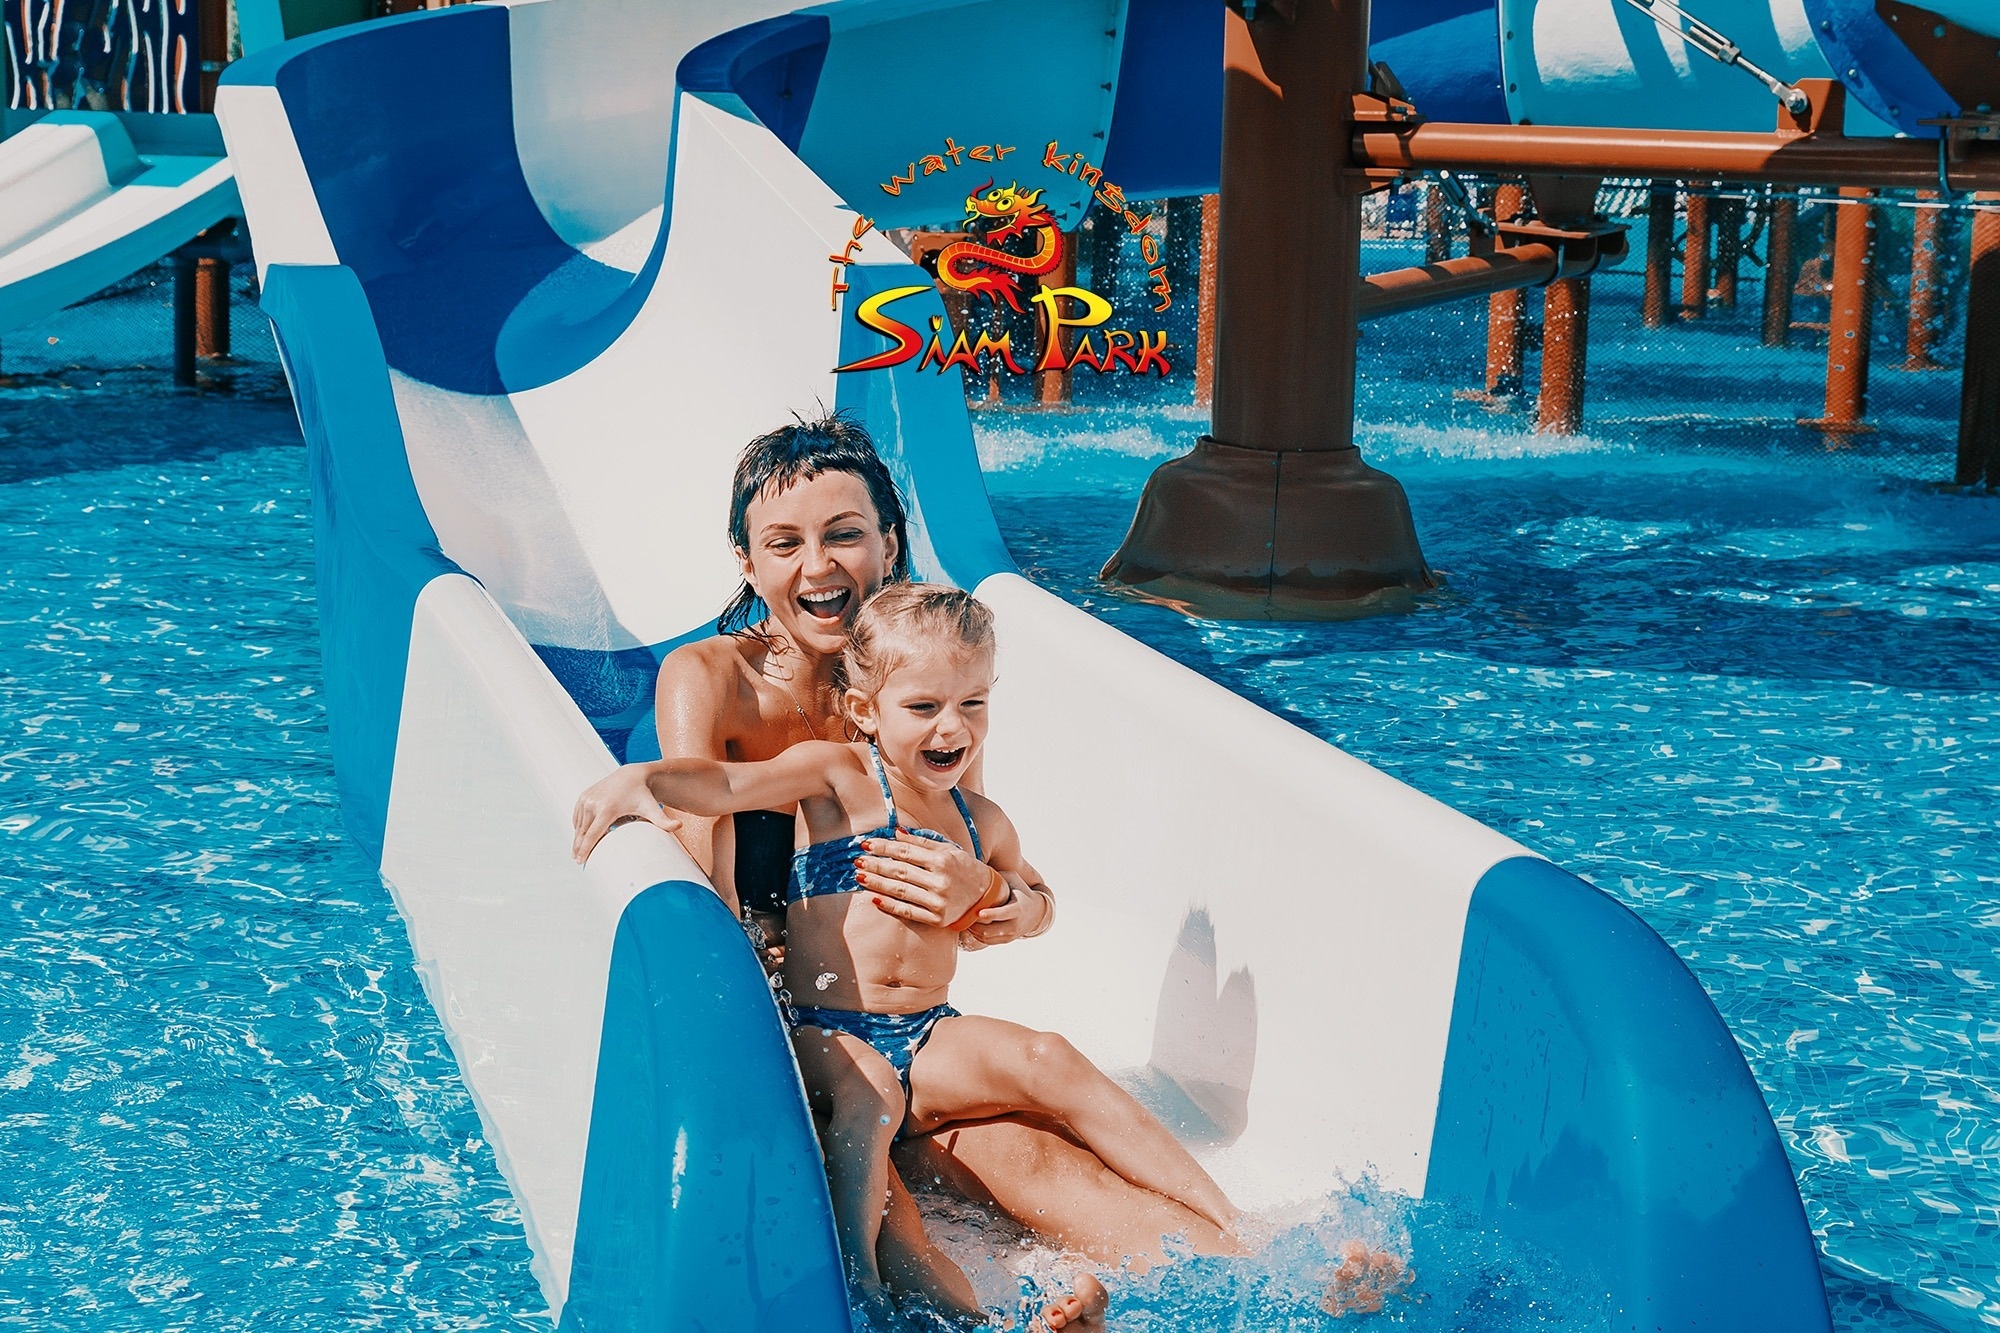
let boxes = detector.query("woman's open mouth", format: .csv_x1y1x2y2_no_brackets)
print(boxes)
797,588,852,621
921,747,965,771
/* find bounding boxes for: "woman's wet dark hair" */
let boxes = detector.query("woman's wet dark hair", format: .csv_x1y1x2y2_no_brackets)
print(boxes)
719,411,913,635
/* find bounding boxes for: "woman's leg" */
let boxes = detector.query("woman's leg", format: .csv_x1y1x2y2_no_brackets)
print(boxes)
791,1026,904,1288
876,1163,985,1320
904,1017,1241,1255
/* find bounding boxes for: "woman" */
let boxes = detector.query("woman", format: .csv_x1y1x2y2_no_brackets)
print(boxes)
571,412,1233,1300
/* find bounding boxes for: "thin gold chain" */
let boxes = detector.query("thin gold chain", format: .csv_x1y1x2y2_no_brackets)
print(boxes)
767,647,822,741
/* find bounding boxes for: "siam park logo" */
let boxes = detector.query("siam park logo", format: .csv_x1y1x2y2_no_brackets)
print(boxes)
831,139,1175,378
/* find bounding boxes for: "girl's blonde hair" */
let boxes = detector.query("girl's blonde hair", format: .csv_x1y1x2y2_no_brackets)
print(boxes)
840,584,996,726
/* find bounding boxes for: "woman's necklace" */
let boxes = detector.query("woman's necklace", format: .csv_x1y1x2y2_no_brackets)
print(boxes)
767,648,823,741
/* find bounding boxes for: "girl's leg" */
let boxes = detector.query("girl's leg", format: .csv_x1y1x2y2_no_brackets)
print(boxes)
792,1026,904,1288
905,1017,1241,1240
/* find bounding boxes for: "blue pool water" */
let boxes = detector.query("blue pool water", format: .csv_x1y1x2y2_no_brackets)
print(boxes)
3,251,1995,1327
0,378,547,1329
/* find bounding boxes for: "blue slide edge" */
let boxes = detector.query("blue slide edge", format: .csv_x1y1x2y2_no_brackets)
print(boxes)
1429,856,1830,1332
560,880,848,1333
259,263,458,867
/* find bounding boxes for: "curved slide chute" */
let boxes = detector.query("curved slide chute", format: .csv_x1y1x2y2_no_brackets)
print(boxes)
0,111,235,332
216,1,1830,1327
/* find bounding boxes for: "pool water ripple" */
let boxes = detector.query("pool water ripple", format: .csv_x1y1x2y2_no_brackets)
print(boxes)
0,401,545,1330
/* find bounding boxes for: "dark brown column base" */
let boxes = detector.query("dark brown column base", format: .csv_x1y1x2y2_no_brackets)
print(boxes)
1100,437,1432,621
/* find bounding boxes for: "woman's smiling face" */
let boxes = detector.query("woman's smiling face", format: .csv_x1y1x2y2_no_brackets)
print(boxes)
738,470,901,659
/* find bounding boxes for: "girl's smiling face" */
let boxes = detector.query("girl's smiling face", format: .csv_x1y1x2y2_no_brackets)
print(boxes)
738,471,901,660
846,645,995,793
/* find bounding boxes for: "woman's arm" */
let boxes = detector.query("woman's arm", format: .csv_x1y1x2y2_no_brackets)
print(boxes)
958,806,1054,946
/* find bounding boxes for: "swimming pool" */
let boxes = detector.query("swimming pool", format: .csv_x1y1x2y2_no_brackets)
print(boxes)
977,399,2000,1331
3,285,1994,1327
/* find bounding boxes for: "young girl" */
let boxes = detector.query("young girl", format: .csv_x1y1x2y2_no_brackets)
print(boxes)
633,583,1239,1326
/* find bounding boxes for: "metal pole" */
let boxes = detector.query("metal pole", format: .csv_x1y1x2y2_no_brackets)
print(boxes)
1958,195,2000,486
1643,181,1676,328
1103,0,1429,616
195,258,231,359
1761,192,1797,347
1538,277,1592,435
1801,187,1877,434
1682,189,1711,319
172,257,198,386
1713,196,1743,308
1903,191,1944,372
1194,193,1218,409
1485,183,1527,398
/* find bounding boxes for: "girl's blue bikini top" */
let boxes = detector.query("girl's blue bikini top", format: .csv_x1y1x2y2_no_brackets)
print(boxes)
788,742,982,904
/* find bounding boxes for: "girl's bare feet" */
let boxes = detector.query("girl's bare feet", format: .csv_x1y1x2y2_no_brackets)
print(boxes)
1320,1239,1415,1316
1037,1271,1108,1330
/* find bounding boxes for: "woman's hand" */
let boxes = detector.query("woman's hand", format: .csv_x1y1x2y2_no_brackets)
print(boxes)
572,764,682,864
855,831,992,927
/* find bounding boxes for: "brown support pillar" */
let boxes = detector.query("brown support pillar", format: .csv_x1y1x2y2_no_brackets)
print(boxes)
1035,229,1080,406
195,258,231,359
1903,191,1944,371
1484,183,1528,400
1538,277,1591,435
1681,188,1712,319
1195,193,1219,409
1713,196,1744,308
1800,187,1877,434
1762,193,1798,347
1424,182,1451,264
198,0,229,111
1958,196,2000,486
1642,181,1676,329
1102,2,1430,618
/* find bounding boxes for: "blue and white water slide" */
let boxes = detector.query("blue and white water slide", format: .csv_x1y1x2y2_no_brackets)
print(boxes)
0,110,236,331
202,0,1985,1325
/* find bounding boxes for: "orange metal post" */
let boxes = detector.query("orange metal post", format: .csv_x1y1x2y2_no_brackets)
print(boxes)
1801,188,1878,434
1762,193,1798,347
1642,181,1676,328
1195,193,1218,409
1363,243,1561,320
1714,196,1744,308
1958,195,2000,486
1904,191,1944,371
195,258,230,359
1352,106,2000,192
1539,277,1591,434
1486,183,1527,397
1682,190,1712,319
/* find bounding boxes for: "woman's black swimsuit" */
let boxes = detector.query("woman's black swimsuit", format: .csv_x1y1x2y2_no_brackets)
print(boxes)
732,810,796,917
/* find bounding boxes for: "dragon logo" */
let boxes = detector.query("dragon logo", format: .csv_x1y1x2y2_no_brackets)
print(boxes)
933,181,1064,312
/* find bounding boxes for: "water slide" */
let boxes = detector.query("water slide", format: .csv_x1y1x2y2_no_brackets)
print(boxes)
0,0,365,333
0,110,235,331
214,0,1843,1327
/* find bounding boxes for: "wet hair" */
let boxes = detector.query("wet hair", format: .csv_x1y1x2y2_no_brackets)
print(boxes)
720,410,913,636
840,584,996,731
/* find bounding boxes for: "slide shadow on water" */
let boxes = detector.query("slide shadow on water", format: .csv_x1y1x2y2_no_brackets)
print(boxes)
1119,908,1257,1148
0,379,301,485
